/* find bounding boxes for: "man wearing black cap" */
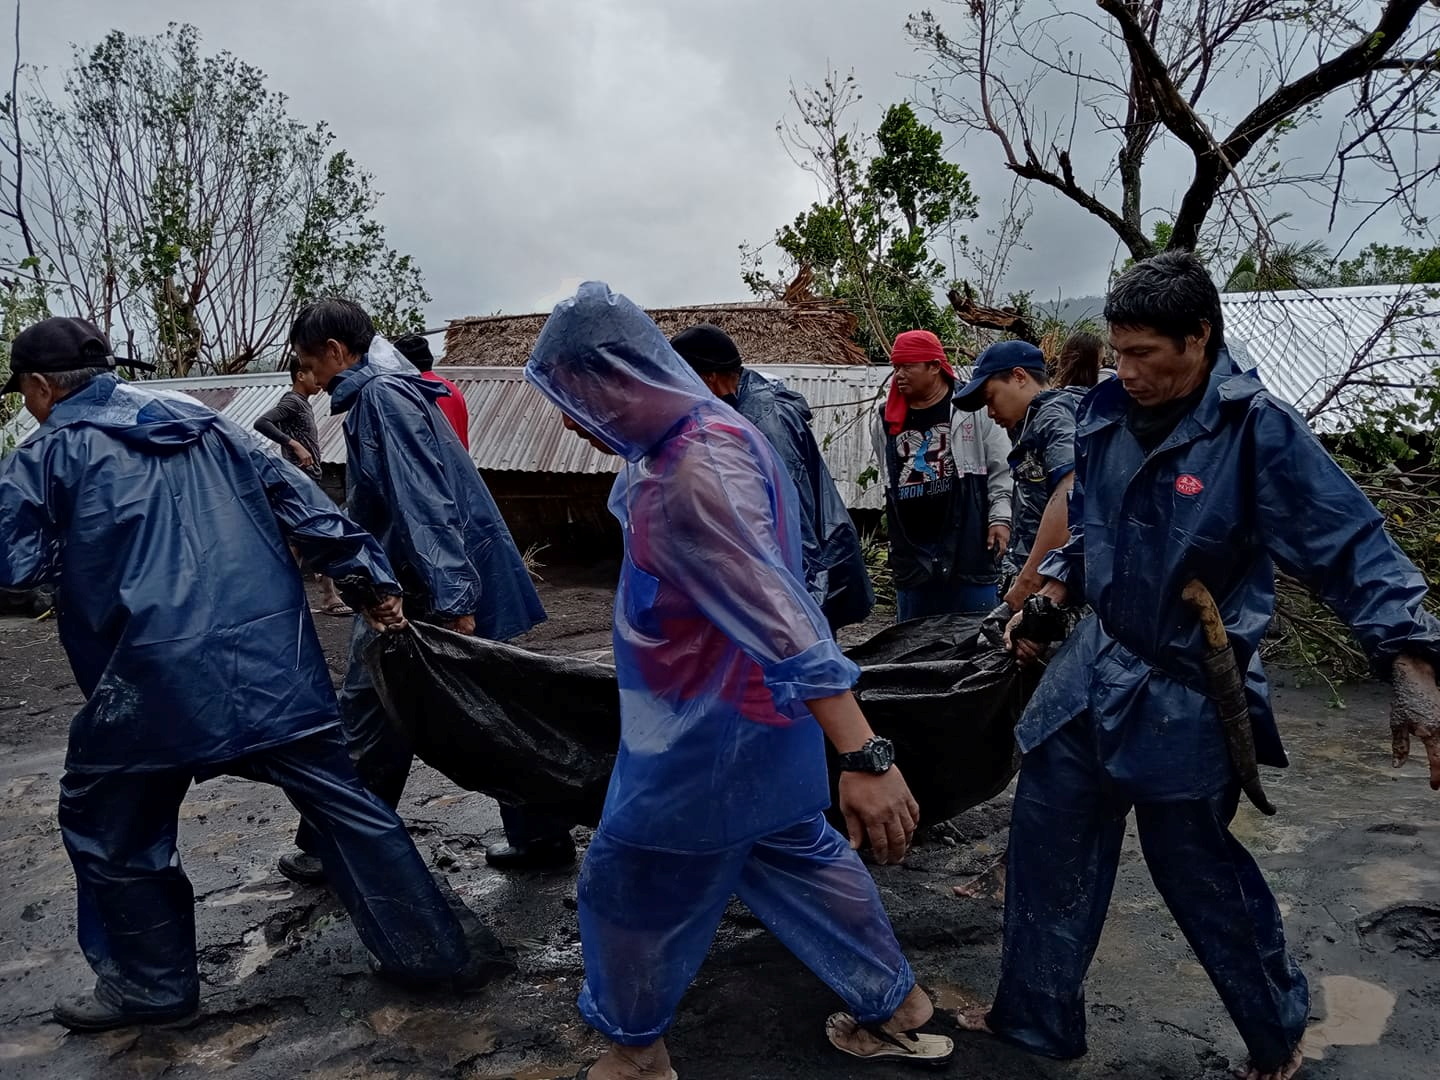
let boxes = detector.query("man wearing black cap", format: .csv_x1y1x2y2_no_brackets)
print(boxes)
393,332,470,449
953,339,1083,611
670,323,874,632
0,317,512,1032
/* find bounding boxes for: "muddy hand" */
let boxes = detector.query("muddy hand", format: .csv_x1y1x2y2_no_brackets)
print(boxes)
1390,654,1440,790
364,593,407,633
840,767,919,865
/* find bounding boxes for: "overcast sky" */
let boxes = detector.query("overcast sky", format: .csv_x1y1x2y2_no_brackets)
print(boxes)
11,0,1425,326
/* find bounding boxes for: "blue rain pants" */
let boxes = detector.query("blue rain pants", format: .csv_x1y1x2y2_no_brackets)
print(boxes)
576,813,915,1046
60,729,468,1014
297,619,413,855
896,580,998,620
988,713,1309,1071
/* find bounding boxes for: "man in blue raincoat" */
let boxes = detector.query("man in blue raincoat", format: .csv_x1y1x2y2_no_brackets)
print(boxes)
960,254,1440,1080
526,283,955,1079
670,322,874,632
280,300,548,882
0,318,512,1032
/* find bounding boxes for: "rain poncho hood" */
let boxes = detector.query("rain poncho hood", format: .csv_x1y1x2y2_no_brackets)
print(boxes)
526,282,860,851
327,337,545,636
1023,349,1440,799
0,374,399,772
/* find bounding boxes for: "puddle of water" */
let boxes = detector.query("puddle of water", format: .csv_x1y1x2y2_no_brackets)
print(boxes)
0,1024,65,1061
1356,859,1440,908
234,926,278,981
367,1004,497,1065
924,980,987,1013
1299,975,1395,1061
170,1022,270,1069
206,886,296,909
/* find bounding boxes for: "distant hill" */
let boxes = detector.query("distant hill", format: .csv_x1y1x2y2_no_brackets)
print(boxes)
1035,294,1105,325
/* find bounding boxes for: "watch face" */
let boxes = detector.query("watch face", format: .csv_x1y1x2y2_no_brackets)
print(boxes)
871,738,895,771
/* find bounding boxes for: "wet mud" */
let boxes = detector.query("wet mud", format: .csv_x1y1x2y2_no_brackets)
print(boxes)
1,565,1437,1078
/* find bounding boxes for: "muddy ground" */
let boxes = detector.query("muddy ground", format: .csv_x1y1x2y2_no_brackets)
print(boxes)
1,563,1437,1079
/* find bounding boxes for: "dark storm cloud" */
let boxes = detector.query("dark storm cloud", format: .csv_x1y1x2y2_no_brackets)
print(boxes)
12,0,1420,328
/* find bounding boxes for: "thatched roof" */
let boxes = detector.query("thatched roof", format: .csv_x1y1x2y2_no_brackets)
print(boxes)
442,299,869,367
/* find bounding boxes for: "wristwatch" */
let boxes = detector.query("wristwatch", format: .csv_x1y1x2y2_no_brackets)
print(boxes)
837,736,895,775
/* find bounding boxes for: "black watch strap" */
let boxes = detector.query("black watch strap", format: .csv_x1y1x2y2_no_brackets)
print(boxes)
837,736,895,774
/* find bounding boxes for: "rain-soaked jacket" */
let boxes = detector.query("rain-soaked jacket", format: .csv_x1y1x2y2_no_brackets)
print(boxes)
1003,386,1085,576
732,368,874,630
1025,350,1440,800
328,339,545,639
0,374,398,773
525,282,860,852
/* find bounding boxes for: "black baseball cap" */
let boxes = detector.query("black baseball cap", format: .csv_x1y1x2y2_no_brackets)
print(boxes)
2,317,153,394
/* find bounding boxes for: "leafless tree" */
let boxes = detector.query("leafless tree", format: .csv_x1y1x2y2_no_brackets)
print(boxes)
907,0,1440,265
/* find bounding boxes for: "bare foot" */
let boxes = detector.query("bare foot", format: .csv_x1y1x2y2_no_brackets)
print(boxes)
1242,1047,1304,1080
954,1003,995,1035
581,1038,675,1080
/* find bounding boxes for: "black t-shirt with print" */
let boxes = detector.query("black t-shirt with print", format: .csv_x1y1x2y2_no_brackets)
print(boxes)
890,398,955,547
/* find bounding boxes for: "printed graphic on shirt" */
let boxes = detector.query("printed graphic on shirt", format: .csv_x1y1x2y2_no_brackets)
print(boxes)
896,421,954,498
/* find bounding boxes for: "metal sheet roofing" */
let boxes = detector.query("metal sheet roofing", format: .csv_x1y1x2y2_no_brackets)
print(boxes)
5,286,1434,500
1221,283,1438,430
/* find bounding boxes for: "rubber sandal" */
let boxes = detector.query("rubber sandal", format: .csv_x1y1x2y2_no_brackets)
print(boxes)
319,602,354,616
825,1011,954,1068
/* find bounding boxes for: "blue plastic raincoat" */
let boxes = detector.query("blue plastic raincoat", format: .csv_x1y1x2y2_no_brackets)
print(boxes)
1025,350,1440,799
732,368,874,630
327,339,545,638
525,283,861,852
0,375,398,772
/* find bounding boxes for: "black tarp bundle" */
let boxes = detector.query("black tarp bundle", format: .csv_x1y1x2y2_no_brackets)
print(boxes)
366,614,1037,828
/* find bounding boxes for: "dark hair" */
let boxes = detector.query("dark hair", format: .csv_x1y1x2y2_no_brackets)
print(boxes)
1052,331,1104,387
289,299,375,358
392,333,434,372
1104,251,1224,363
287,353,304,382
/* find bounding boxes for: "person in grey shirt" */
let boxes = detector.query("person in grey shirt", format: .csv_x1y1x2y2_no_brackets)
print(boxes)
254,357,350,615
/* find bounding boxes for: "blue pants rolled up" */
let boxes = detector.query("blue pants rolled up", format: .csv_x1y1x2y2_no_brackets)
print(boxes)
990,713,1308,1071
577,813,914,1046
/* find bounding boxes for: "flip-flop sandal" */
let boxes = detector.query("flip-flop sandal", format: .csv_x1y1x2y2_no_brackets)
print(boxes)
318,602,354,616
826,1011,955,1069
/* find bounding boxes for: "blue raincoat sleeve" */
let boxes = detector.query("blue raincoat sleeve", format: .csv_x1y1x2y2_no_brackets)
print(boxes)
349,391,484,618
243,437,399,593
635,428,859,713
0,448,56,588
1250,399,1440,670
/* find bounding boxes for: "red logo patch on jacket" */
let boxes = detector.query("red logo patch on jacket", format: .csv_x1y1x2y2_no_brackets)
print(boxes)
1175,474,1204,496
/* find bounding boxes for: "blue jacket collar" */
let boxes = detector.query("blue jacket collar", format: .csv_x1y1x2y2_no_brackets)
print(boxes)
328,344,443,415
1078,347,1262,448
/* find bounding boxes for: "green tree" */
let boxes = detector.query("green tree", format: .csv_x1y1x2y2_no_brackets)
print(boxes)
0,23,428,377
742,73,978,361
1334,243,1440,286
1223,240,1334,292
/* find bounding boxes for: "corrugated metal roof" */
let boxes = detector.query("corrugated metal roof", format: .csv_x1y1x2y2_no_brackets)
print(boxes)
6,289,1433,500
1221,283,1438,429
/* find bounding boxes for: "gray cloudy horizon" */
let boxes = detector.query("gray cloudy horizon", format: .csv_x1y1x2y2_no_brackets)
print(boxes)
11,0,1423,330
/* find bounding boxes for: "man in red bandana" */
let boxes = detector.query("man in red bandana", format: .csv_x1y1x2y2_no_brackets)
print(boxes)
870,330,1013,620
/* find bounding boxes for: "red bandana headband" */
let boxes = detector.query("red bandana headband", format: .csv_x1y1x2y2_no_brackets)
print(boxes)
885,330,955,435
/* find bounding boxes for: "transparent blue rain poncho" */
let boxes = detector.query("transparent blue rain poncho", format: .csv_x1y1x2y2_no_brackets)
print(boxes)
525,282,861,852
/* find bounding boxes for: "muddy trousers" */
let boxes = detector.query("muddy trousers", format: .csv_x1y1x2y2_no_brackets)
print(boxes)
58,730,469,1015
989,714,1309,1071
576,813,915,1046
297,619,413,855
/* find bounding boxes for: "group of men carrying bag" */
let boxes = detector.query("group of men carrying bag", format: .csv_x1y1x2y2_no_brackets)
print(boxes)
2,252,1438,1080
